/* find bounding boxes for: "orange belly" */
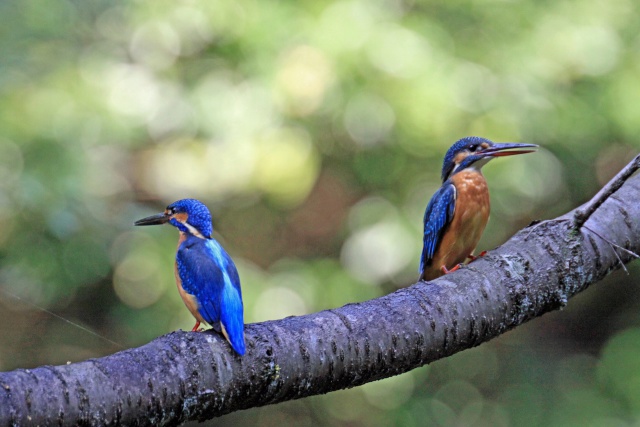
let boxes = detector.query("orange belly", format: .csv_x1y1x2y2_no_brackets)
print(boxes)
423,170,490,280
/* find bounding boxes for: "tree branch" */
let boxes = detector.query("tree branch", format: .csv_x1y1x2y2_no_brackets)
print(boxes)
2,159,640,426
573,153,640,229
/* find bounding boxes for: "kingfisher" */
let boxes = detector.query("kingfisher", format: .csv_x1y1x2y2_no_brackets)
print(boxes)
135,199,246,355
420,137,538,281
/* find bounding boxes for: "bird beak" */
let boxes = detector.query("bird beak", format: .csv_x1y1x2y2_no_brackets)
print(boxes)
480,143,539,157
134,212,171,226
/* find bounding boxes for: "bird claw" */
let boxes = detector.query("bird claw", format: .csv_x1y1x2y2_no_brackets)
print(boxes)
440,263,463,275
467,251,487,262
440,252,486,276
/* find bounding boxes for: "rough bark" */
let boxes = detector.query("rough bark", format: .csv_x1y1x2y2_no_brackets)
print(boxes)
1,161,639,426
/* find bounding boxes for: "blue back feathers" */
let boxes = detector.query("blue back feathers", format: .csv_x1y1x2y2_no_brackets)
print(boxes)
167,199,244,355
136,198,246,355
176,234,245,355
420,183,456,272
167,199,214,238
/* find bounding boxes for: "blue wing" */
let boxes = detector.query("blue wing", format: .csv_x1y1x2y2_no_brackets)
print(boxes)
420,182,457,272
176,236,246,355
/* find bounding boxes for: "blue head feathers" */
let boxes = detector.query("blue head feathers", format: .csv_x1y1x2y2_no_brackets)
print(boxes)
440,137,538,181
134,198,214,239
441,137,493,181
166,199,213,238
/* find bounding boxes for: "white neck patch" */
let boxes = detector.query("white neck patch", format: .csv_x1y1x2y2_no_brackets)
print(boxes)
452,157,491,176
179,219,206,239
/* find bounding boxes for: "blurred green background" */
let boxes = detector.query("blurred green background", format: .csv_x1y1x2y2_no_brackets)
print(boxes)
1,0,640,425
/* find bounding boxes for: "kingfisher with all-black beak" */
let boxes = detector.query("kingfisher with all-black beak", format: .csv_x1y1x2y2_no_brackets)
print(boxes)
135,199,246,355
420,137,538,281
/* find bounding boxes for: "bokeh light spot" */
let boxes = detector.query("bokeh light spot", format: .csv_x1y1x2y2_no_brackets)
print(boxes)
366,25,431,78
130,20,181,70
107,64,161,119
361,373,415,410
114,252,167,309
344,92,395,146
253,286,307,321
597,328,640,412
341,219,414,285
253,127,320,206
276,45,334,116
317,0,377,53
0,139,24,188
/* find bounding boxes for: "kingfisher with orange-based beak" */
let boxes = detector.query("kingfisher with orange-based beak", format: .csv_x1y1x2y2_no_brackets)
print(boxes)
135,199,245,355
420,137,538,281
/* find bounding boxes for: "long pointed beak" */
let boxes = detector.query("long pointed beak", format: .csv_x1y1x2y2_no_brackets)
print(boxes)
134,212,170,226
481,143,538,157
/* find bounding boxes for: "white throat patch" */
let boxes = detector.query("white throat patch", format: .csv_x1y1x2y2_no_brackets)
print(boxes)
178,219,206,239
452,156,491,175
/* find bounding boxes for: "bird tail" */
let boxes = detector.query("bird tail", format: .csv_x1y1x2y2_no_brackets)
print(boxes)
220,286,246,355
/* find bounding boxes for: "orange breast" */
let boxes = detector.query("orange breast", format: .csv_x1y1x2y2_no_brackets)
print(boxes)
425,170,490,280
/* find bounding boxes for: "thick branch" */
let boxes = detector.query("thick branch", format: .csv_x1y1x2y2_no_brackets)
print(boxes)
2,162,640,426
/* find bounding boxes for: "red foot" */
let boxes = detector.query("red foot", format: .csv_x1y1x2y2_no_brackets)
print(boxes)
467,251,487,262
440,264,462,275
191,321,201,332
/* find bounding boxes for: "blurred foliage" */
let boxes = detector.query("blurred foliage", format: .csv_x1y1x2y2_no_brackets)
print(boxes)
1,0,640,425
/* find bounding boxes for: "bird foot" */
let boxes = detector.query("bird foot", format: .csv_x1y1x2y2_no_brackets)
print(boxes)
191,321,202,332
467,251,487,262
440,263,463,275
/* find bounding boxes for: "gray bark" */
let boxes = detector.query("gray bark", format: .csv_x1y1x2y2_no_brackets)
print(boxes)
1,161,639,426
